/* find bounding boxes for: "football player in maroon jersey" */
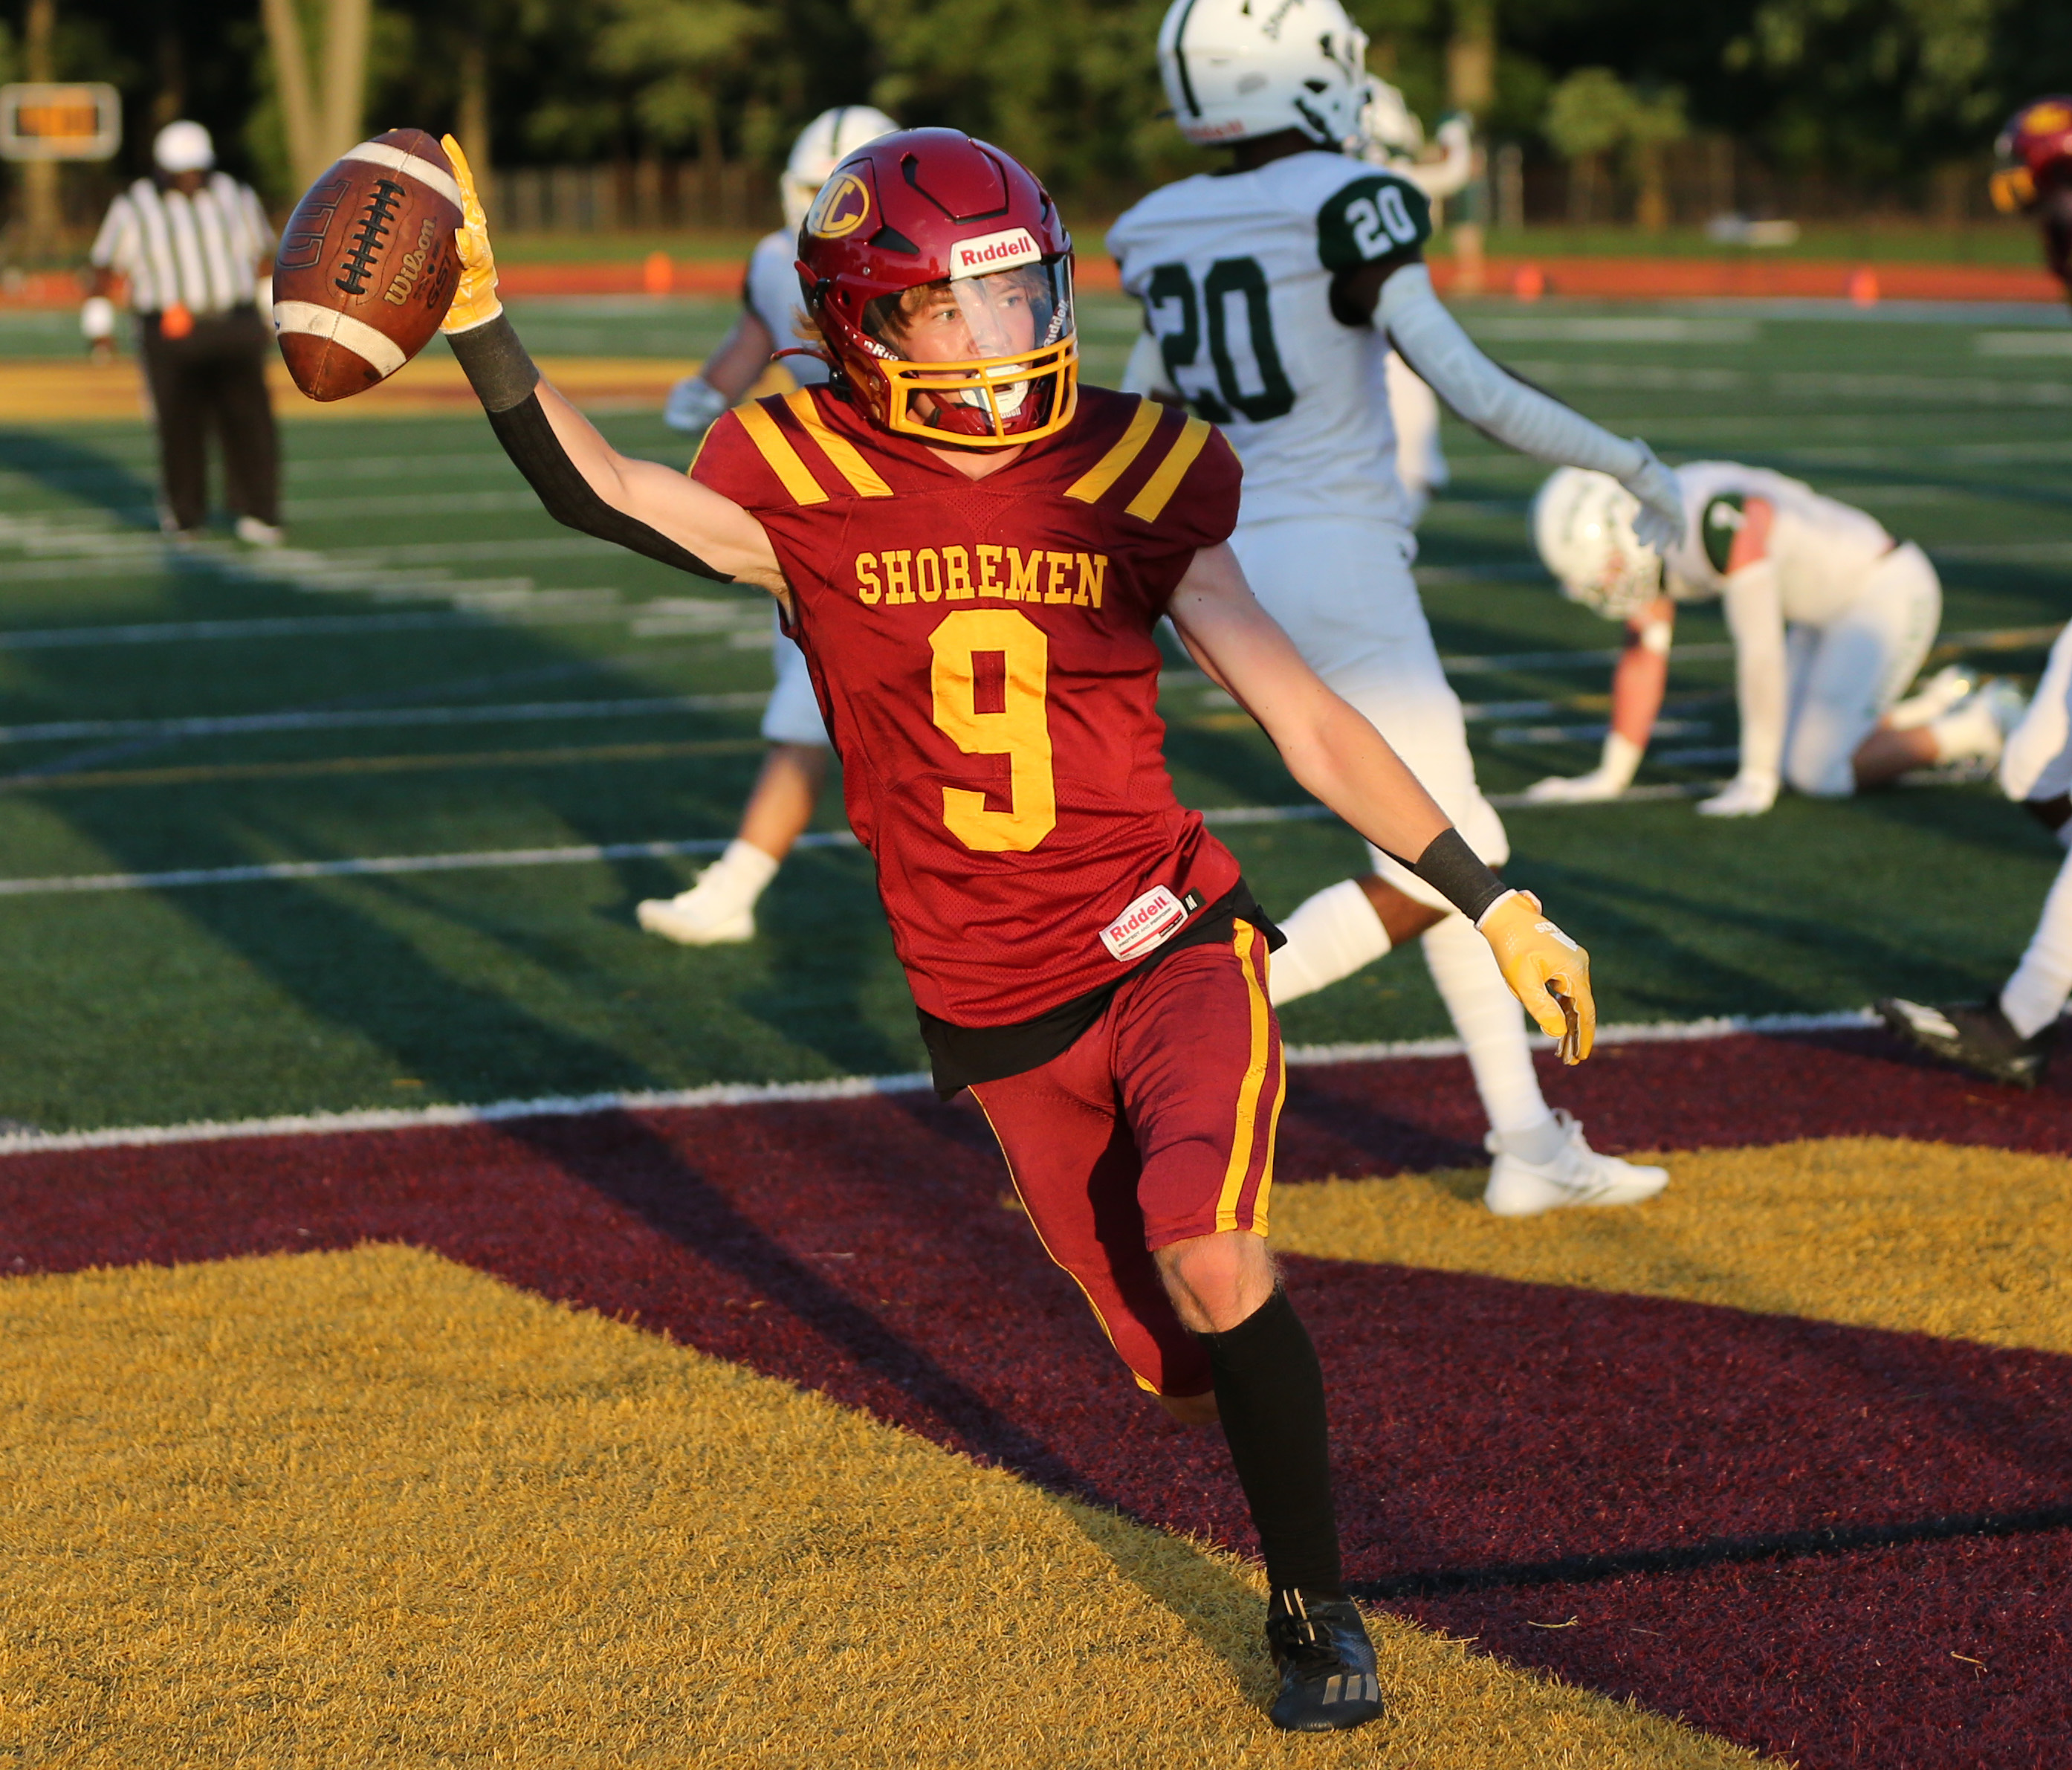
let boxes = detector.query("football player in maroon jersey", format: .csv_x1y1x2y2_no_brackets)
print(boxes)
434,127,1600,1734
1991,97,2072,299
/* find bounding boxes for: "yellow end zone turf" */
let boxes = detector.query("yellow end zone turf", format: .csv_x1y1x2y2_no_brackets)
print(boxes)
1272,1136,2072,1354
0,1244,1763,1768
0,357,796,422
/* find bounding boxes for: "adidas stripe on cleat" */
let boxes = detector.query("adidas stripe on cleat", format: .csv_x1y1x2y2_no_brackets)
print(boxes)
1265,1591,1386,1733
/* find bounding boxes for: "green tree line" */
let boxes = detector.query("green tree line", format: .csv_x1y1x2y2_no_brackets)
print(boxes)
19,0,2072,204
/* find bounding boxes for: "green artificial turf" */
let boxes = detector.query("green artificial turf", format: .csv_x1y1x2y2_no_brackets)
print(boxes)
0,295,2068,1129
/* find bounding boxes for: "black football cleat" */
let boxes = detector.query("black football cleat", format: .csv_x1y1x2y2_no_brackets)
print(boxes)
1265,1590,1385,1733
1877,997,2054,1090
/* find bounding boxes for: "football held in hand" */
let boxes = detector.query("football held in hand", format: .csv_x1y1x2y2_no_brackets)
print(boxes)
273,129,464,401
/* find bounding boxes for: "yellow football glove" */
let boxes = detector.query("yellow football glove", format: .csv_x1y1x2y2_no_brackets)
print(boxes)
1479,891,1596,1064
439,134,501,334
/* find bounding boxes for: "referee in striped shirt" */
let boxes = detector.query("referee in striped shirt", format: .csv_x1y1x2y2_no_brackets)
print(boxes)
83,120,283,546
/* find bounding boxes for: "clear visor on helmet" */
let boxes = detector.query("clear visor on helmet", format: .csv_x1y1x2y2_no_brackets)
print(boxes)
867,258,1077,445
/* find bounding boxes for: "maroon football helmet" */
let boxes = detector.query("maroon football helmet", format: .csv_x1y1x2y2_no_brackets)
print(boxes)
1992,97,2072,214
795,128,1078,448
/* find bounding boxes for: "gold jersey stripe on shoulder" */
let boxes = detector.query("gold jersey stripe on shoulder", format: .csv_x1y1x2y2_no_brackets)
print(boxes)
1125,415,1212,524
783,390,893,497
1063,398,1163,506
734,400,828,506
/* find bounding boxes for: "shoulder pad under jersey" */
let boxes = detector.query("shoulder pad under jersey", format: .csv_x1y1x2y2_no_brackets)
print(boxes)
1315,170,1432,271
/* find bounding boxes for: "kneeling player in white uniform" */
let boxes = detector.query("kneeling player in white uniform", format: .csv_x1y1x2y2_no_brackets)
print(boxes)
640,106,896,945
1111,0,1679,1215
1358,81,1473,523
1528,463,2018,815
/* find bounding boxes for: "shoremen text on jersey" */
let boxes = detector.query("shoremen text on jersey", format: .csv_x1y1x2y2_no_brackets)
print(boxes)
1108,149,1431,530
692,383,1245,1027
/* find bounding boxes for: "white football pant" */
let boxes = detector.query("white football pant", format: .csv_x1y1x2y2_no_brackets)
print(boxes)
1778,541,1940,797
1385,352,1448,523
763,610,832,746
1995,621,2072,1039
1232,516,1550,1140
1999,619,2072,804
1229,515,1508,902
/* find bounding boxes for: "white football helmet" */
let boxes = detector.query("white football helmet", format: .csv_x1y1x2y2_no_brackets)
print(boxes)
1157,0,1372,149
781,105,899,235
1533,468,1666,620
1358,80,1424,162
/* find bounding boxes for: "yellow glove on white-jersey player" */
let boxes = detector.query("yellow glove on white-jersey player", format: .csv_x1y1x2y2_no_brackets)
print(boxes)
1477,890,1596,1064
439,135,502,334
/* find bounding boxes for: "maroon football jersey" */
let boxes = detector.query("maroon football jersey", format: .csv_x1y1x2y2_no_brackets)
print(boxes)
693,383,1245,1025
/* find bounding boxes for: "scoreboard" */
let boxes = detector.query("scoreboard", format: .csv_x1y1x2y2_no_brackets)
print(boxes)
0,83,121,161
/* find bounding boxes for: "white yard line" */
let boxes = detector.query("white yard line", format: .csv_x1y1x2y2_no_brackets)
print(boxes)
1510,359,2072,407
0,795,1743,898
0,1010,1882,1156
0,693,770,746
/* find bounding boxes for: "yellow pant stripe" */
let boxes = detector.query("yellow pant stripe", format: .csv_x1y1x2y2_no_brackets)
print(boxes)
783,390,893,497
1124,416,1211,524
1063,397,1162,506
1216,922,1273,1234
1252,1028,1287,1239
734,400,827,506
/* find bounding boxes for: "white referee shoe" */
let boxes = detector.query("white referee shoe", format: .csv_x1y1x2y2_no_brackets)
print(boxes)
1483,1110,1669,1217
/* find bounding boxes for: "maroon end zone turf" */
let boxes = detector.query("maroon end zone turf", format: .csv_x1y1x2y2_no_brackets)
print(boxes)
6,1027,2071,1766
1275,1025,2072,1178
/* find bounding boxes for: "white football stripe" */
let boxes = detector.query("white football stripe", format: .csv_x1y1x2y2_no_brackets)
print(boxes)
340,139,464,212
271,299,409,378
0,1010,1882,1155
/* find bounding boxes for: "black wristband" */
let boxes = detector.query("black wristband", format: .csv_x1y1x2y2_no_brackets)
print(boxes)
446,311,540,413
1411,827,1509,923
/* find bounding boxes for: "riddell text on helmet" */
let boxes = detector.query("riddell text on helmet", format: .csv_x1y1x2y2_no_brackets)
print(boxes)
948,228,1041,277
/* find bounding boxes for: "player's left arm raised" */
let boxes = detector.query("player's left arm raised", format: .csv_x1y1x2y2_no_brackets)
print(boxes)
1169,543,1595,1061
434,137,784,595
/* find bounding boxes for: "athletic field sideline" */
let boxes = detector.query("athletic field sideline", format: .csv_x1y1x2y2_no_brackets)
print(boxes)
5,297,2072,1769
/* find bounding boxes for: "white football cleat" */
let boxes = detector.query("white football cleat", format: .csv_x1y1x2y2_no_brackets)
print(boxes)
1523,767,1627,804
636,878,756,946
1887,665,1976,731
233,515,285,548
1928,679,2027,771
1483,1110,1669,1217
1695,770,1779,818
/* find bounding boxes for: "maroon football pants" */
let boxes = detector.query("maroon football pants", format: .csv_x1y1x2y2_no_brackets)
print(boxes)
968,920,1285,1399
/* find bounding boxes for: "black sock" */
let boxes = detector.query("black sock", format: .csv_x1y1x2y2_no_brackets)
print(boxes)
1204,1284,1344,1601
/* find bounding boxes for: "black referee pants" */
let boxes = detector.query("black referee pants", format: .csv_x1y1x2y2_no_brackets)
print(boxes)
138,304,280,533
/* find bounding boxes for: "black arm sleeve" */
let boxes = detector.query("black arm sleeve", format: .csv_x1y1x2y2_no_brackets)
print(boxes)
485,394,731,581
450,313,732,583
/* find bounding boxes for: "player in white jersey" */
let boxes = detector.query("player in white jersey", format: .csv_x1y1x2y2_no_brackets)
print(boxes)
1880,621,2072,1086
1876,104,2072,1088
640,106,896,946
1110,0,1683,1217
1358,81,1474,520
1528,462,2018,815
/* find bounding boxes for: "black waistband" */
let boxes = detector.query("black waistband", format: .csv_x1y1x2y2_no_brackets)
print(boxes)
916,878,1283,1098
